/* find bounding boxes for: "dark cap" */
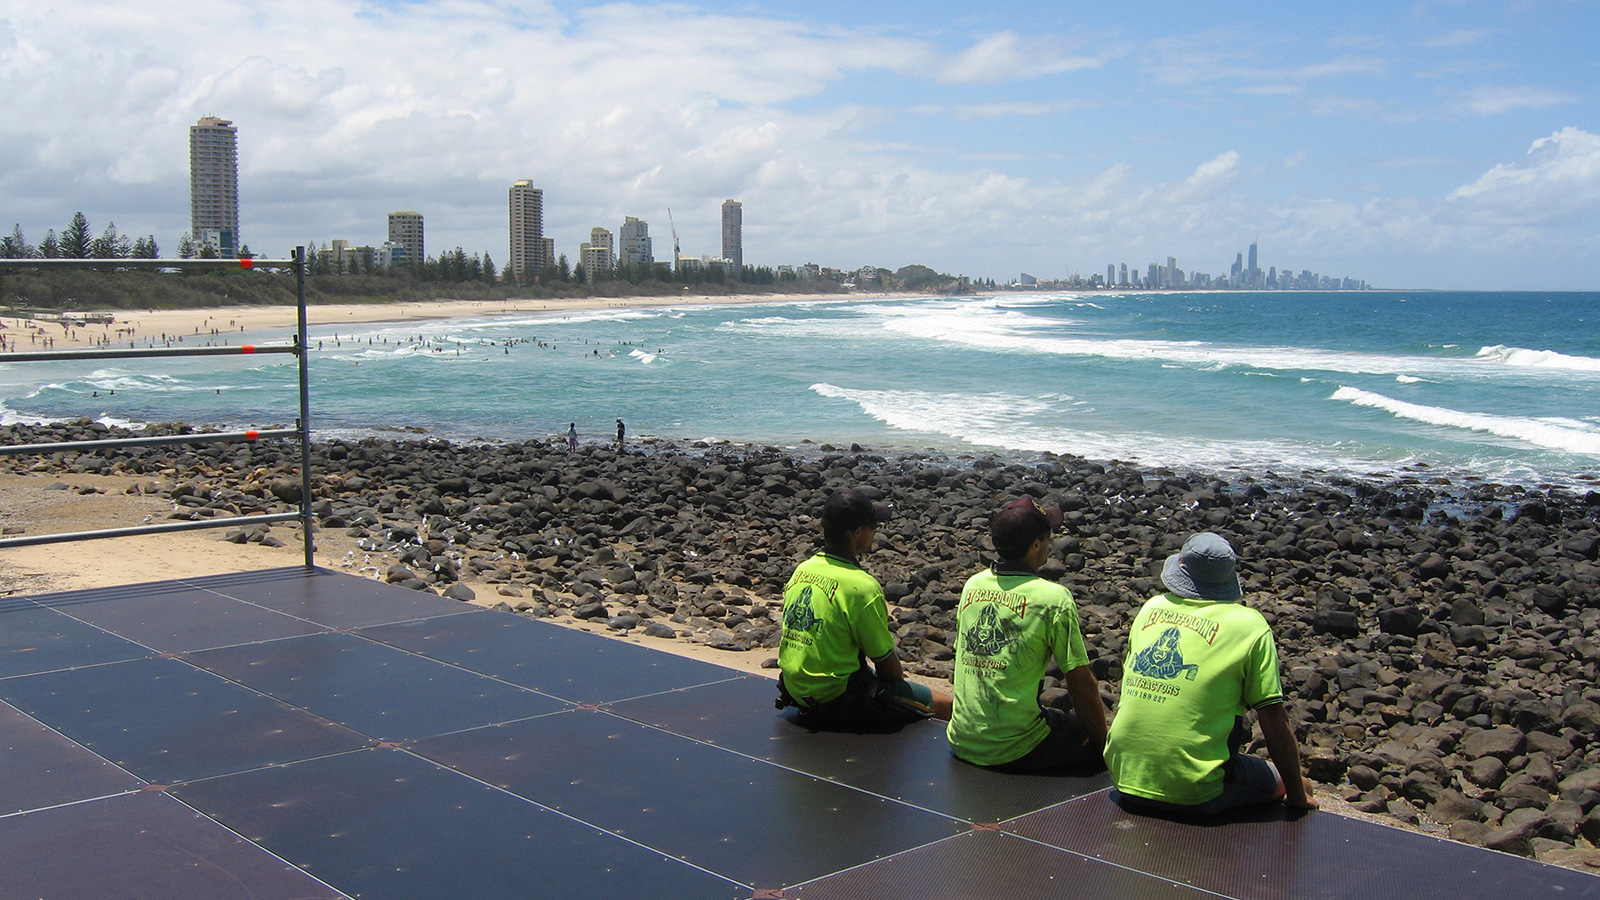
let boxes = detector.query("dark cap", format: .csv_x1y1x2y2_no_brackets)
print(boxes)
991,497,1064,559
823,489,892,539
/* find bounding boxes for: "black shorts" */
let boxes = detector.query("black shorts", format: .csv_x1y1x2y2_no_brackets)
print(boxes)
778,664,932,733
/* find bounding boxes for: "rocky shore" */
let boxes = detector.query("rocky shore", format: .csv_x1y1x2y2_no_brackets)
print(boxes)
7,419,1600,864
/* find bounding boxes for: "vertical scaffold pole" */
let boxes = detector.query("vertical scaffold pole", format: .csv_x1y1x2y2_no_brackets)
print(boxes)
295,246,315,568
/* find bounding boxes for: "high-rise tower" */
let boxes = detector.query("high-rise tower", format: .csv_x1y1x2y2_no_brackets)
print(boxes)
721,199,742,273
189,116,239,256
387,211,424,265
509,180,551,282
619,216,653,268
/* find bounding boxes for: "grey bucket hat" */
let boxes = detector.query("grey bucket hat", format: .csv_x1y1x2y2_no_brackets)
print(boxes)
1161,532,1243,601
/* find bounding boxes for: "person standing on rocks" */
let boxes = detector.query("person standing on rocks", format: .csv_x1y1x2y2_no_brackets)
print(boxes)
1104,532,1318,815
567,422,578,453
777,489,953,730
616,418,625,449
947,498,1108,770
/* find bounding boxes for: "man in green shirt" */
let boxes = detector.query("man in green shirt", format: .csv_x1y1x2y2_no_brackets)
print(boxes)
777,489,952,730
947,498,1108,769
1104,532,1317,814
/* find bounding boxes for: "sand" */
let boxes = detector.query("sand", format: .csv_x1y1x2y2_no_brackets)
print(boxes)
0,292,855,352
0,468,784,678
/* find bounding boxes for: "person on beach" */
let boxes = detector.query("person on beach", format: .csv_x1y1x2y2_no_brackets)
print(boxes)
616,418,625,449
1104,532,1317,815
947,498,1108,770
567,422,578,452
777,489,953,730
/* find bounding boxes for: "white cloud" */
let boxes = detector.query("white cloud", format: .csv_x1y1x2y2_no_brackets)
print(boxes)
1449,85,1582,115
1447,127,1600,223
938,31,1110,83
1169,151,1241,203
905,100,1092,119
1421,28,1491,48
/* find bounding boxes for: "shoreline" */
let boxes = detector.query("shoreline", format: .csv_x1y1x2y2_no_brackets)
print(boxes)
0,291,874,351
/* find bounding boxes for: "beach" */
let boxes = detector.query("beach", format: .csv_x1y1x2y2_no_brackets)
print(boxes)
0,291,860,352
3,416,1599,869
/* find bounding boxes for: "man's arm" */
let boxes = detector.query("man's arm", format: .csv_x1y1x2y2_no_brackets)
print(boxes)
1063,665,1109,749
1258,702,1318,810
872,649,905,682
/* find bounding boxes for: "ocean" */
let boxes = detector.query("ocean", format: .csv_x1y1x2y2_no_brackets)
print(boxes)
6,290,1600,491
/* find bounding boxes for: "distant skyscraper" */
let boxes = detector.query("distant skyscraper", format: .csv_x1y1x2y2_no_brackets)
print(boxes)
619,216,653,267
189,116,239,256
721,199,742,273
387,211,424,265
508,180,550,282
1107,264,1116,285
1119,263,1128,286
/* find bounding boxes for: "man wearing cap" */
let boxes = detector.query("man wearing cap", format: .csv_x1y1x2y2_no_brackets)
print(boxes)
777,489,953,730
947,498,1108,770
1105,532,1317,814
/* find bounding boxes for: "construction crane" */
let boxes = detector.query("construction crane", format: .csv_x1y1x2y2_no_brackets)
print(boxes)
667,207,681,271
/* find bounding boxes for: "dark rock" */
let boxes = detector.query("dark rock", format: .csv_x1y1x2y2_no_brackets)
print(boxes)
1461,727,1525,761
1313,607,1360,638
1430,789,1486,825
1377,605,1427,637
643,621,678,639
572,601,609,621
1484,808,1550,857
1450,820,1491,846
442,583,476,601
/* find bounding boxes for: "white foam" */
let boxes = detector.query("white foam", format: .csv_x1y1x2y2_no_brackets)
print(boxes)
808,382,1363,473
1331,386,1600,455
628,348,657,364
1476,344,1600,373
868,297,1600,382
1395,375,1422,384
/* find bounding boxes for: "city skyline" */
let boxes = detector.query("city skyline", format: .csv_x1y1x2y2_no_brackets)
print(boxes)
1,2,1595,290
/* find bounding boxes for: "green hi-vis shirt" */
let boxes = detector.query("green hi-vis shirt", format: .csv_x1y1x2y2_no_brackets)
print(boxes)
778,551,896,706
946,567,1090,767
1105,593,1284,806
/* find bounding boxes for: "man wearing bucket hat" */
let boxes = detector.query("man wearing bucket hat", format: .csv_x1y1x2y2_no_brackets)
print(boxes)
1105,532,1317,814
776,489,953,730
947,497,1108,770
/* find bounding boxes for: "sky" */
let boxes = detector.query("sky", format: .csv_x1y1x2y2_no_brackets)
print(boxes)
1,0,1596,290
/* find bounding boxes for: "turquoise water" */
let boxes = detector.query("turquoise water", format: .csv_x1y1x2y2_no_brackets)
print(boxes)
6,290,1600,488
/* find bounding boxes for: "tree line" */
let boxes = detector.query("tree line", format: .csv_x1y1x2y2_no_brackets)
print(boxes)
2,214,159,260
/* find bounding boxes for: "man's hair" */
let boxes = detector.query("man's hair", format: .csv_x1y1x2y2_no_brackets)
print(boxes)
823,489,889,546
990,497,1063,561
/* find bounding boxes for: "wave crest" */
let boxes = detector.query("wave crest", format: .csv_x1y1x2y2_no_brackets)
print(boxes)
1331,386,1600,455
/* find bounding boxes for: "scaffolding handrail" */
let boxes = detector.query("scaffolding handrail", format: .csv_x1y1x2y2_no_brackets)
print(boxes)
0,249,315,565
0,257,295,269
2,344,298,363
0,512,304,550
0,427,301,457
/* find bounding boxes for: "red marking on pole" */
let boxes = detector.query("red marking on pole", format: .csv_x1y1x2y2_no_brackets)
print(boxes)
241,344,256,353
239,257,255,269
245,430,259,442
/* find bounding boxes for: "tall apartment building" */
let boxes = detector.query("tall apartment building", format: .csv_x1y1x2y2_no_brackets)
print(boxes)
619,216,652,267
387,211,424,265
508,180,553,282
189,116,240,256
721,199,742,273
580,227,614,282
